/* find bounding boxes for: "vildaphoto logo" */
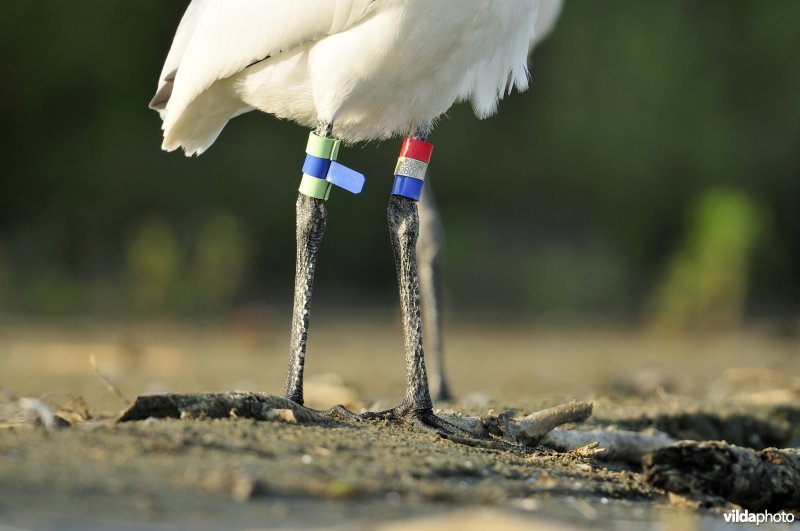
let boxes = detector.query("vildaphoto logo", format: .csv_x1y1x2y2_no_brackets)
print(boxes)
723,509,795,525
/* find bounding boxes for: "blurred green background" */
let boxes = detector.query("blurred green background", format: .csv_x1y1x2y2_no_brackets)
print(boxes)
1,1,798,330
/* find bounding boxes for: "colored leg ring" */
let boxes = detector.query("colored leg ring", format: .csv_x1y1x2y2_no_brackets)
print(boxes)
299,132,338,200
299,175,331,200
306,133,341,160
399,137,434,163
391,175,425,200
299,132,365,200
391,137,434,201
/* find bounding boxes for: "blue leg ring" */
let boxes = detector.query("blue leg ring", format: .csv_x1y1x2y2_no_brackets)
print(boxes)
391,175,424,201
302,154,332,179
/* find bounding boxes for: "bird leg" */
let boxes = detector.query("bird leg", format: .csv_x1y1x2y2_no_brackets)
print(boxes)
284,122,366,408
284,122,335,405
417,180,453,402
364,135,518,451
388,194,433,414
284,192,327,405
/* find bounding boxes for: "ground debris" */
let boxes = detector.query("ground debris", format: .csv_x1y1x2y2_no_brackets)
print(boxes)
268,409,298,424
90,353,131,407
571,442,606,459
118,392,329,424
0,397,71,429
590,396,795,450
34,392,96,424
438,401,593,448
642,440,800,511
543,428,677,464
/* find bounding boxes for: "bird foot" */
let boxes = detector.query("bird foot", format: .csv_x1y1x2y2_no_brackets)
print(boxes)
362,405,524,452
296,402,522,452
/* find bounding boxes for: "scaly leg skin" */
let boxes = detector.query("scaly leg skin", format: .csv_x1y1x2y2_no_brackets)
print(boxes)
418,179,453,402
366,195,520,452
284,192,327,405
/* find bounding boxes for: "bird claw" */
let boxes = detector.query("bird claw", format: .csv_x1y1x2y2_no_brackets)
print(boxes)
321,404,363,421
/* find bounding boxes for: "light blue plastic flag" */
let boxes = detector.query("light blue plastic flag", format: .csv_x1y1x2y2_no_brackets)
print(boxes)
327,161,366,194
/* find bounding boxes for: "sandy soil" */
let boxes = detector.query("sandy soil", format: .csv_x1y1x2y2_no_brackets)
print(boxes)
0,313,798,530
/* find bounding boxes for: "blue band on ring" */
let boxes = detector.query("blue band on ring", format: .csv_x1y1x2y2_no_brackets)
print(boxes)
302,154,332,179
391,175,424,200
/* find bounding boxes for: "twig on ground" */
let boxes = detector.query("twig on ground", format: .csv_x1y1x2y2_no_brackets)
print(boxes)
503,401,594,445
90,353,130,407
439,401,593,447
542,428,677,464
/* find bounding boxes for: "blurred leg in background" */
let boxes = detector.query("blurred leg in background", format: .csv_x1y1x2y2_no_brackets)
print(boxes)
418,177,453,402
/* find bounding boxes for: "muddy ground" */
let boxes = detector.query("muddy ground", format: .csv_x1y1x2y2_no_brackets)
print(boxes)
0,312,798,530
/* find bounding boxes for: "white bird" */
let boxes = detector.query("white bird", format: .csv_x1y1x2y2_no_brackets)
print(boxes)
151,0,563,447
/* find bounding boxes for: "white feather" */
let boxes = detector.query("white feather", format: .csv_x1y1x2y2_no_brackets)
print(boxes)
156,0,209,91
154,0,564,156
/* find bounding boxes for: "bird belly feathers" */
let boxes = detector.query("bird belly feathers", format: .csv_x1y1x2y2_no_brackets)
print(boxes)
162,0,546,154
